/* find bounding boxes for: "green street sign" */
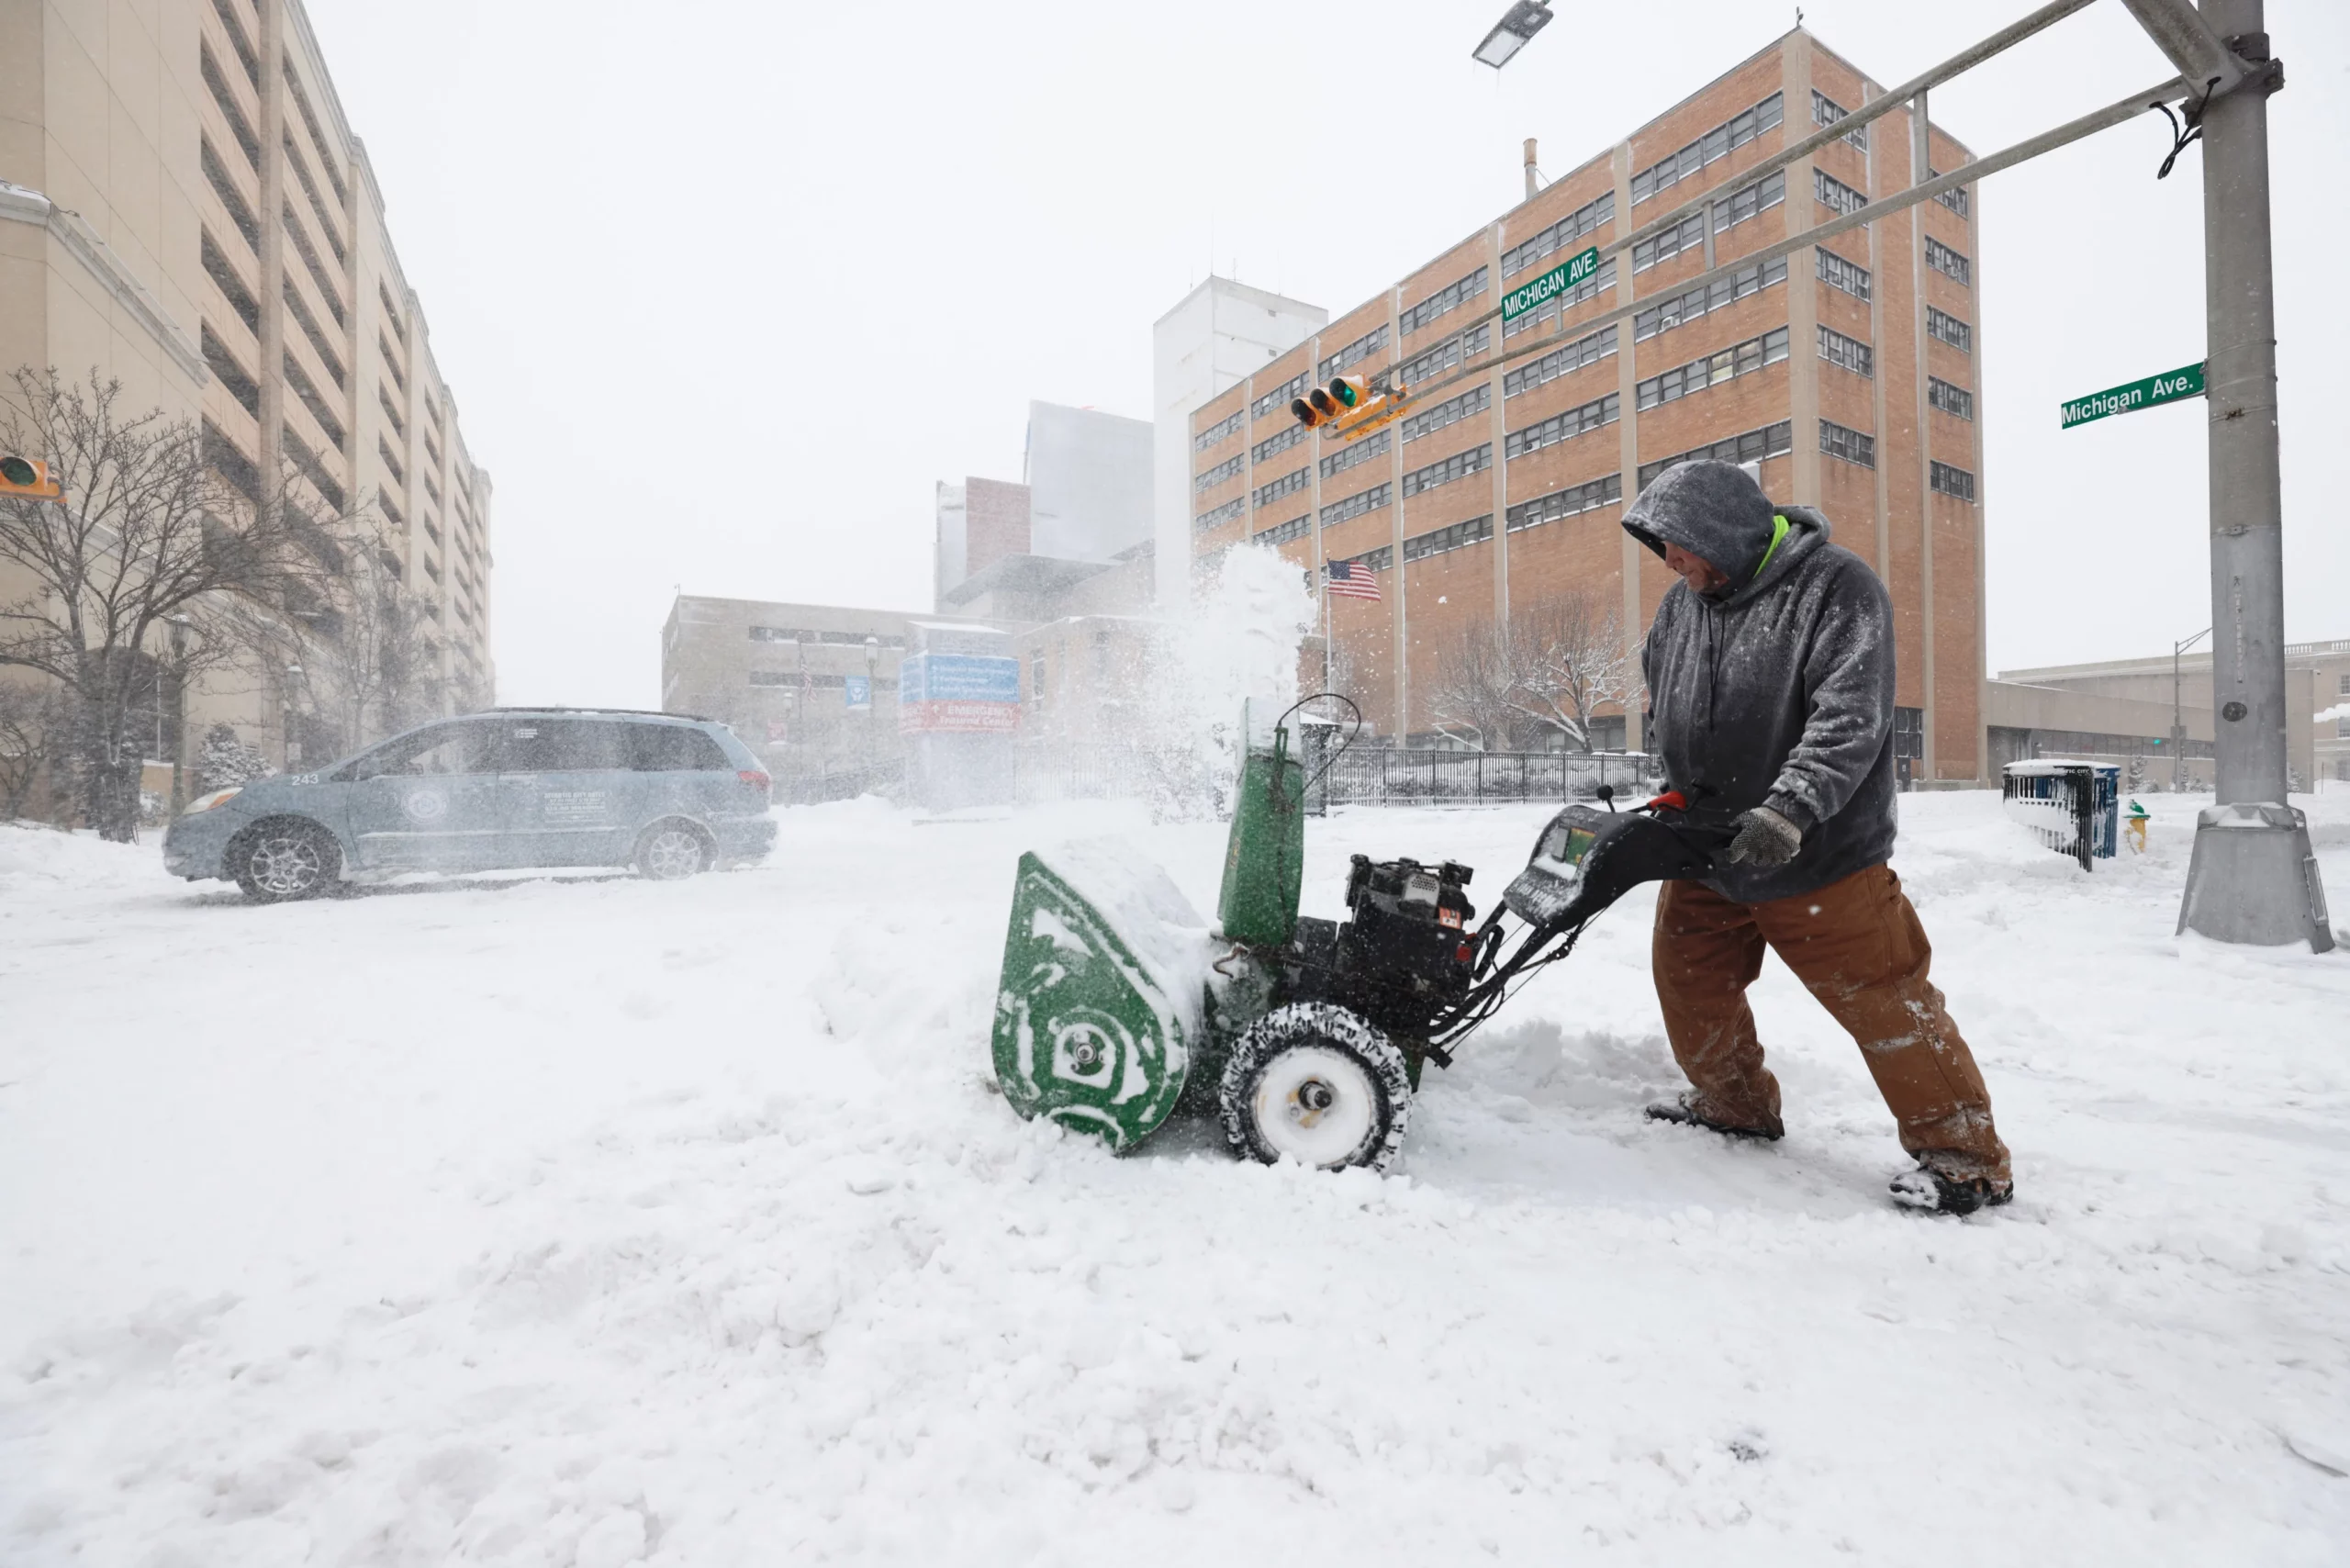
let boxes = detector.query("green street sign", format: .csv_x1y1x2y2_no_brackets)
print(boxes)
1501,245,1601,323
2060,361,2205,430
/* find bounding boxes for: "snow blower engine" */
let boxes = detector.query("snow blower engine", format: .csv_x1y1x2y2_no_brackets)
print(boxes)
990,697,1731,1172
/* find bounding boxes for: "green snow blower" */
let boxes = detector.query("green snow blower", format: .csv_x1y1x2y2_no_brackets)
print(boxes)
990,697,1735,1171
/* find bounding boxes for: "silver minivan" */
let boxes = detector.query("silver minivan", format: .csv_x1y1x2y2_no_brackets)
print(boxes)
162,709,778,902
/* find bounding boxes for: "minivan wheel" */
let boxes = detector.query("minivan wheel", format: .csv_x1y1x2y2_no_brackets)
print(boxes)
634,822,711,880
230,821,341,903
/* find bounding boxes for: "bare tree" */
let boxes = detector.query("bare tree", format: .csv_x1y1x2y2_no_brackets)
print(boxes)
0,369,324,838
1423,617,1531,752
1507,588,1639,752
0,679,70,819
254,512,452,756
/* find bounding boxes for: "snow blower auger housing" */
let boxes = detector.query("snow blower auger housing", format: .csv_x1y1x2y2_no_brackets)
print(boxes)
991,700,1729,1172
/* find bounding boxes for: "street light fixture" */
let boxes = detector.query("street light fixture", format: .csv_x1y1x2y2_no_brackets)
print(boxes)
1472,1,1553,70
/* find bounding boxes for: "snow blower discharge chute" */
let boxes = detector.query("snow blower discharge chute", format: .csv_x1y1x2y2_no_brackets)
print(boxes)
990,699,1731,1171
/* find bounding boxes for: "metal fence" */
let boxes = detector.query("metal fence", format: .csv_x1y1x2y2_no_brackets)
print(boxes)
1317,748,1660,810
779,745,1661,812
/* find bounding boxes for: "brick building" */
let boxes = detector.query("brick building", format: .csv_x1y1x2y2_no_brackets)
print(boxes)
1186,28,1986,780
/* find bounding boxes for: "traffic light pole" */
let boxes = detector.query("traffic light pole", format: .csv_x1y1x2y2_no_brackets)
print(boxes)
2111,0,2329,949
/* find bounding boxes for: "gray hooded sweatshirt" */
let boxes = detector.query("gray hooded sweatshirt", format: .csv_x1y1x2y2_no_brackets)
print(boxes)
1622,459,1897,904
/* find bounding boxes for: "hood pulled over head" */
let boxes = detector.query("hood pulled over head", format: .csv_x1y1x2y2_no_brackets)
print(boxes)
1621,460,1782,583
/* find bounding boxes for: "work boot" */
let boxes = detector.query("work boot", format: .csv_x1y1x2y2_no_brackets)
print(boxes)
1890,1160,2014,1215
1642,1091,1785,1142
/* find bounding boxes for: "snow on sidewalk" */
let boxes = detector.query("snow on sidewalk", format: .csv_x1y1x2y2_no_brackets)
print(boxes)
2,792,2347,1564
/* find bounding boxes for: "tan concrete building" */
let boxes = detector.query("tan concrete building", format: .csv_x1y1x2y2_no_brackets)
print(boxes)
1998,638,2350,790
1,0,493,771
1187,27,1986,781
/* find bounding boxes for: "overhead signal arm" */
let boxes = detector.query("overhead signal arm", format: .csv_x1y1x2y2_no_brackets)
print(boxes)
0,456,64,501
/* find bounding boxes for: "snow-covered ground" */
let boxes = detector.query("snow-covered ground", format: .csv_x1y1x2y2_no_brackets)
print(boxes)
4,790,2348,1564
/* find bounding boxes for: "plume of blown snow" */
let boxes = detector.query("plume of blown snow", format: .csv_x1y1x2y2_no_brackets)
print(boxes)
1136,545,1316,819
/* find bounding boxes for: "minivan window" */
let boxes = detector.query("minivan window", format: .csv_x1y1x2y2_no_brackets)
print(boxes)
496,718,632,772
632,725,728,772
353,720,497,779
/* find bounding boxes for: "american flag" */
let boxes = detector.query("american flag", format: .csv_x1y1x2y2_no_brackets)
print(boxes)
1325,559,1382,602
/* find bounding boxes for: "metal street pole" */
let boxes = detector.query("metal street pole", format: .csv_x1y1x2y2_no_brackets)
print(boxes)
2173,625,2208,792
2125,0,2332,948
167,615,192,817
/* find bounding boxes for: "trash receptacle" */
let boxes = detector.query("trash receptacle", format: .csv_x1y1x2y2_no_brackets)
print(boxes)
2002,760,2119,871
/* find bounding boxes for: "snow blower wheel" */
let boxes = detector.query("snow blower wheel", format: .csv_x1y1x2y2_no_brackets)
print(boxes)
1219,1002,1411,1173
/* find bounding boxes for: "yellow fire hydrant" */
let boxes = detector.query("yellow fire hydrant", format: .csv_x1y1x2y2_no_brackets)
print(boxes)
2125,800,2150,854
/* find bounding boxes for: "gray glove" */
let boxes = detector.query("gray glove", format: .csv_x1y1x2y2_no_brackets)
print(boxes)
1724,805,1803,868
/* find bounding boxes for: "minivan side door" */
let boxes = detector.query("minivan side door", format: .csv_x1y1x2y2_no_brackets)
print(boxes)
343,720,507,869
493,717,638,867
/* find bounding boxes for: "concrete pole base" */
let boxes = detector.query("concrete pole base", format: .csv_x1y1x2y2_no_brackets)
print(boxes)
2176,801,2336,952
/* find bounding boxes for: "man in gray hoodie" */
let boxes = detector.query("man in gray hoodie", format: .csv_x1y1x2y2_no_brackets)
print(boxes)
1622,459,2010,1214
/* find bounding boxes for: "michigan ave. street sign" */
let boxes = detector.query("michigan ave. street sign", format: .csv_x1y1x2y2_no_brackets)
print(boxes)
2059,361,2206,431
1500,245,1600,324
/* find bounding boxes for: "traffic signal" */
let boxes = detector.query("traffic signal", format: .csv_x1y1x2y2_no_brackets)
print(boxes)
1292,375,1369,430
0,455,62,501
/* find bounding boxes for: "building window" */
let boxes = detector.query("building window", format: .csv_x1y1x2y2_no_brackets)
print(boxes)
1928,172,1971,218
1319,428,1389,481
1506,474,1622,532
1925,237,1973,286
1505,394,1620,461
200,140,261,251
199,325,260,417
1818,325,1874,378
1251,370,1310,420
1819,420,1877,468
1334,545,1393,574
748,627,907,648
1630,92,1785,205
1817,248,1872,302
1401,265,1488,335
1194,454,1243,493
1254,466,1309,508
1399,322,1492,385
1633,256,1787,342
1813,90,1868,151
1320,483,1392,528
1402,384,1490,443
1031,652,1046,707
1194,498,1245,532
1193,409,1244,452
1253,422,1306,464
1814,169,1868,217
1505,325,1617,399
1404,514,1494,562
1928,377,1975,420
1501,258,1616,340
1930,460,1976,501
1256,514,1310,545
1501,192,1616,277
1636,327,1789,412
1401,443,1492,498
1927,307,1973,353
1712,170,1786,234
1632,212,1705,274
1317,324,1390,382
1894,706,1925,760
1638,421,1793,489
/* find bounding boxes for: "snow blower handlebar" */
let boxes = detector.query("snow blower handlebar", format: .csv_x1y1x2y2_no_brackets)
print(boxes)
1419,795,1734,1055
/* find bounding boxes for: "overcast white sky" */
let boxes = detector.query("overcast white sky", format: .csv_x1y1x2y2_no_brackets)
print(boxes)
303,0,2350,707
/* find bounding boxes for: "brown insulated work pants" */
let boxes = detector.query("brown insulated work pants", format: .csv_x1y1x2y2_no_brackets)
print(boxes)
1651,864,2010,1182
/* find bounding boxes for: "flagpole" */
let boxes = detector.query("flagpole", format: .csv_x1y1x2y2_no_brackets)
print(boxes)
1322,564,1332,696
